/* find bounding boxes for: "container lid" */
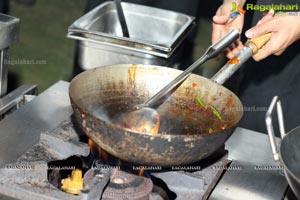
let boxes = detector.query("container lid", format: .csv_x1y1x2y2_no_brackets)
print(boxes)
67,1,195,58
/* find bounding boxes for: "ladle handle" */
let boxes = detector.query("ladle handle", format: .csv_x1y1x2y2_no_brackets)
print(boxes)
143,29,240,108
211,33,272,85
265,96,286,161
114,0,130,37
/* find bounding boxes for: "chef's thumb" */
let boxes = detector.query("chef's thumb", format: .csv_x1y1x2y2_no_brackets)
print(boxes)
245,21,272,39
213,15,229,24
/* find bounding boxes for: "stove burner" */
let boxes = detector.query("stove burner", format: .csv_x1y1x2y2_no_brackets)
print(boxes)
102,170,153,200
0,119,232,200
82,167,111,200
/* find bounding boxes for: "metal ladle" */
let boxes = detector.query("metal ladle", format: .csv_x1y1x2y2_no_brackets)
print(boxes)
120,29,240,134
114,0,130,37
122,31,272,135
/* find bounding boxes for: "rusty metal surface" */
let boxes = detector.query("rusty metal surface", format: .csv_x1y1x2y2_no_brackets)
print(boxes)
209,127,288,200
0,160,80,200
69,64,243,166
151,149,229,200
0,81,73,167
0,162,80,200
82,167,111,200
102,170,153,200
280,128,300,199
40,120,89,159
152,171,204,199
0,81,289,200
0,118,89,200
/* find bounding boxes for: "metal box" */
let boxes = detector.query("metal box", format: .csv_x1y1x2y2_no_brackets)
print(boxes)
67,1,195,70
0,14,19,50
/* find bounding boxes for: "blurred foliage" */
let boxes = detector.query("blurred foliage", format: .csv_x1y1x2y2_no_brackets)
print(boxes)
8,0,86,92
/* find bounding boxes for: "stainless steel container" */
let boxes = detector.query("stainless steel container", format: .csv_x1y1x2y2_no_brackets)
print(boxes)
67,1,195,70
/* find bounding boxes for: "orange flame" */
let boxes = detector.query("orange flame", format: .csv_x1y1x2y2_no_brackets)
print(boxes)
88,138,108,162
100,148,108,163
138,168,145,176
88,139,96,156
88,138,93,146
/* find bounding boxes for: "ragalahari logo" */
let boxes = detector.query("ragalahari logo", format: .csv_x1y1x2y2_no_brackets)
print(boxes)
230,2,246,18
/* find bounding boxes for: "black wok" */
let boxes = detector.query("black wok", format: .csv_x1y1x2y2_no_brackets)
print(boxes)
266,96,300,199
69,64,243,166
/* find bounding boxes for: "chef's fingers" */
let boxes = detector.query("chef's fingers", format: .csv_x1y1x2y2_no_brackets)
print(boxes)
274,49,285,56
212,24,222,44
252,48,270,61
252,42,277,61
245,13,276,38
224,40,243,59
212,15,229,43
245,22,274,39
226,43,238,58
231,40,243,55
213,15,229,24
225,48,236,59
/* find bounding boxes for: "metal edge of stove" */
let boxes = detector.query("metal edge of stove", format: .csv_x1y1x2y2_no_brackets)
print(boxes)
0,80,289,200
0,194,17,200
209,127,288,200
0,84,37,116
0,80,73,167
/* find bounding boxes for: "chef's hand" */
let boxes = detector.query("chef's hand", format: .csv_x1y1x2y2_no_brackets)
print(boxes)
246,10,300,61
212,0,246,59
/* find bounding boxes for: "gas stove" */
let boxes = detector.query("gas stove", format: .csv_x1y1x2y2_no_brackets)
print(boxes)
0,81,289,200
0,118,230,200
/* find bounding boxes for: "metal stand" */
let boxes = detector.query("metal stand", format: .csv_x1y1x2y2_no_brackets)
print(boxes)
0,13,37,118
0,49,7,97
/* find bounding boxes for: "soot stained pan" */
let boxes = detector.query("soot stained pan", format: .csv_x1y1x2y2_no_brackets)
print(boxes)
69,64,243,166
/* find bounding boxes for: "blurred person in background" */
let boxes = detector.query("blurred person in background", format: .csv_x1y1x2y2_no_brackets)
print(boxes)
212,0,300,135
0,0,35,14
0,0,8,13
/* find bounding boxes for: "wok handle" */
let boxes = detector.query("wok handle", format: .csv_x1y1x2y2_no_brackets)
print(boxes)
211,33,271,85
265,96,286,161
245,33,272,54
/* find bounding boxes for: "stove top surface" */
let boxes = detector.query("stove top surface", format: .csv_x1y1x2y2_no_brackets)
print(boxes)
0,81,288,200
0,118,228,200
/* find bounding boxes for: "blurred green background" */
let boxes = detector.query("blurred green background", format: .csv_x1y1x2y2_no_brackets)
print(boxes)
6,0,225,93
8,0,86,92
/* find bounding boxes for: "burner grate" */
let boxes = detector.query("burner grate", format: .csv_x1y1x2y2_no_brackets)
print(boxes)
102,170,153,200
0,119,229,200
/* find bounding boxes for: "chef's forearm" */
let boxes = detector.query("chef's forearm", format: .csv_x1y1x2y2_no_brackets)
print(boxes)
223,0,246,6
